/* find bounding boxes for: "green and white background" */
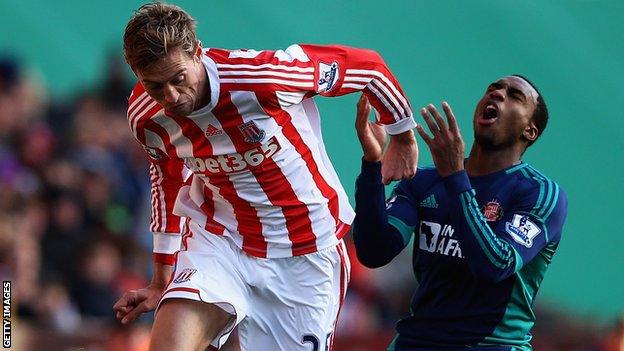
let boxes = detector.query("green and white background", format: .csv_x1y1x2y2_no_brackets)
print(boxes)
2,0,622,321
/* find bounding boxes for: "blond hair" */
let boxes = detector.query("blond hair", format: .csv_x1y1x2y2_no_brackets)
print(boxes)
123,2,198,70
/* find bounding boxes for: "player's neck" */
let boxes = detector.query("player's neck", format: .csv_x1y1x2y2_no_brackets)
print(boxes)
466,144,522,177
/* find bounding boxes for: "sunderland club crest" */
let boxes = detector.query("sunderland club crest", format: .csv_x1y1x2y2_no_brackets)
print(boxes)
238,121,265,144
482,200,503,222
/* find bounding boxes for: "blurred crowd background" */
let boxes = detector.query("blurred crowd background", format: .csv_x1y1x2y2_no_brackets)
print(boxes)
0,52,622,351
2,0,623,350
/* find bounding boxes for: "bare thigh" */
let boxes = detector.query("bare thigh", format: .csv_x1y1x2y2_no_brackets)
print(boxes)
149,299,234,351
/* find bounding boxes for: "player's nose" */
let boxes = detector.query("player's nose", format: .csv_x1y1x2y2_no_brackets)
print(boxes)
163,85,180,104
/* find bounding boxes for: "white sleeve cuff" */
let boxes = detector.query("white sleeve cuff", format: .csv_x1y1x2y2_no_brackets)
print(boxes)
153,232,182,254
385,117,417,135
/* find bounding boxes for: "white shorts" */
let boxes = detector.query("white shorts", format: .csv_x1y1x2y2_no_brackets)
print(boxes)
157,221,350,350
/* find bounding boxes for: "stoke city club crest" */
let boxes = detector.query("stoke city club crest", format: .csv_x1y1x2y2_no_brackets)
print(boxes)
238,121,266,144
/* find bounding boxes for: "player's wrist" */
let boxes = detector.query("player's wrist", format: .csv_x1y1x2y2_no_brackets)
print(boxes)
358,157,383,183
438,163,465,178
362,152,382,163
360,157,382,170
389,129,415,143
442,169,471,195
150,262,175,290
148,282,168,292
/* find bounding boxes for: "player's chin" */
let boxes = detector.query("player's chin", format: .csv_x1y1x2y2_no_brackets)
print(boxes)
474,132,498,149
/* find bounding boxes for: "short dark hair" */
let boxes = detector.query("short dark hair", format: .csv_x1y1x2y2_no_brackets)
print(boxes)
512,74,548,147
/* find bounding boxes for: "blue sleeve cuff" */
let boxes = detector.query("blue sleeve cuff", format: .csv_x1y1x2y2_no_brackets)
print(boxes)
443,170,472,195
359,158,382,184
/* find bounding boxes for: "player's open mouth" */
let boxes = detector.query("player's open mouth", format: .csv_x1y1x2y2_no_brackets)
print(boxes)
479,104,499,125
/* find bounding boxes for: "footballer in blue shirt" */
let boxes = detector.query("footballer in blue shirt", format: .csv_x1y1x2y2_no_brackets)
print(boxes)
353,75,568,351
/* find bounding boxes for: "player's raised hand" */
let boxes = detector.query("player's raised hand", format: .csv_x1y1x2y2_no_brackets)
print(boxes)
355,94,387,162
381,131,418,184
113,284,164,324
416,102,465,177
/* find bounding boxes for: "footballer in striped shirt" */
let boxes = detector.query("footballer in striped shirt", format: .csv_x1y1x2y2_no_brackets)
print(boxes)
113,3,418,351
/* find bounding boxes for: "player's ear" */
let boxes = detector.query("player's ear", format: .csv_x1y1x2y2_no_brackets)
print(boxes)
194,41,203,62
522,120,538,143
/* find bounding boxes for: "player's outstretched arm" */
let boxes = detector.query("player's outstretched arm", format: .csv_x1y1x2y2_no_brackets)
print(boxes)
243,44,419,182
303,44,419,184
354,95,386,163
353,95,417,268
114,116,184,323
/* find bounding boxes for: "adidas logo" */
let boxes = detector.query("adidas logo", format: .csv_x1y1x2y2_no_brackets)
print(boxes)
205,124,223,137
420,194,438,208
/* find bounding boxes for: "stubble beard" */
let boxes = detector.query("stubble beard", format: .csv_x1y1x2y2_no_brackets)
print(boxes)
474,131,516,151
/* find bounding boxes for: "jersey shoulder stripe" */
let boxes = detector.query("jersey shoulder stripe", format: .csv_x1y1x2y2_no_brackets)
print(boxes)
128,82,164,137
518,165,563,221
206,46,311,67
208,47,315,91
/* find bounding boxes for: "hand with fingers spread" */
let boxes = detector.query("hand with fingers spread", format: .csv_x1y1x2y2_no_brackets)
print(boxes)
355,95,387,162
416,102,465,177
113,283,166,325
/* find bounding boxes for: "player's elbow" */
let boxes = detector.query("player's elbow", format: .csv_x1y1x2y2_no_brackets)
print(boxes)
352,47,386,69
364,48,383,61
355,250,392,269
352,233,393,268
352,224,405,268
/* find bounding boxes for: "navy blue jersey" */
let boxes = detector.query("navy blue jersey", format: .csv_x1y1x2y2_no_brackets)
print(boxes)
353,160,568,351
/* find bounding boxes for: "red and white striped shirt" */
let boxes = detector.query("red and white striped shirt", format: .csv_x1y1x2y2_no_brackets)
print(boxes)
127,44,416,260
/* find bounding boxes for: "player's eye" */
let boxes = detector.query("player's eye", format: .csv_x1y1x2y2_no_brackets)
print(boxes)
172,75,186,85
509,90,525,101
145,82,161,90
486,83,501,92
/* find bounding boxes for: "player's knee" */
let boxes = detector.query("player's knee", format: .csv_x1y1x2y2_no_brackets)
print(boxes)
151,299,233,350
159,298,233,327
